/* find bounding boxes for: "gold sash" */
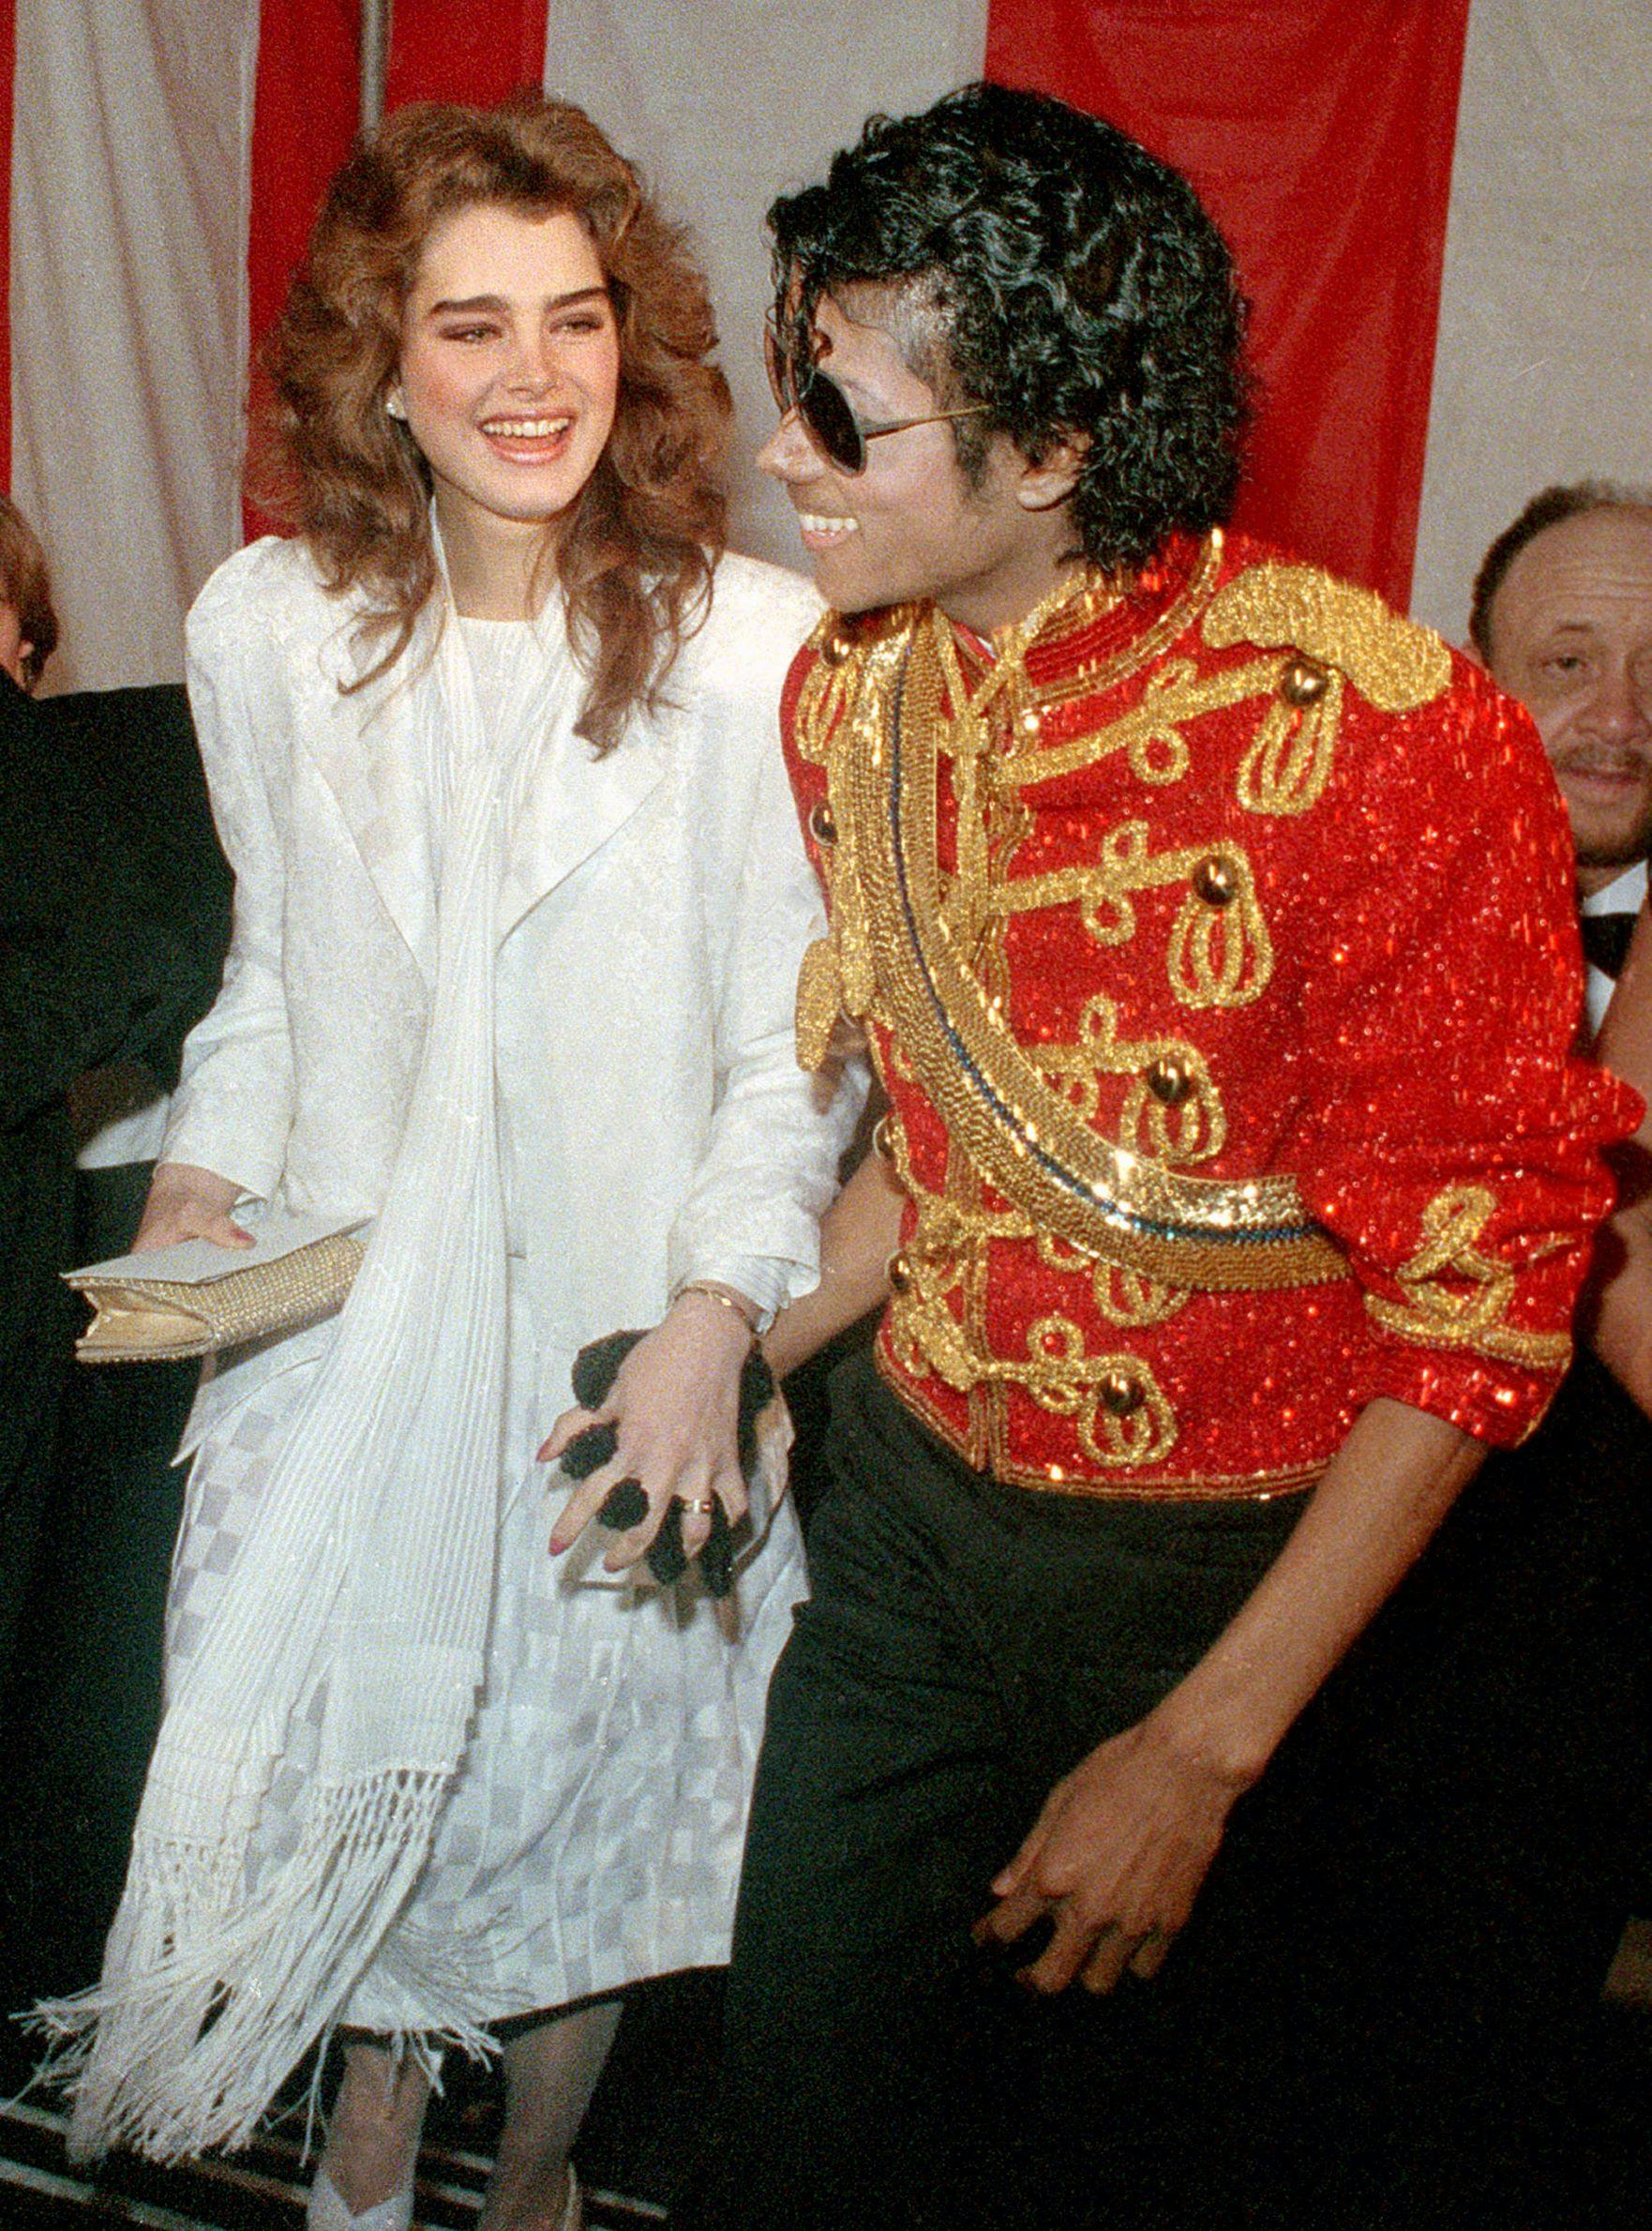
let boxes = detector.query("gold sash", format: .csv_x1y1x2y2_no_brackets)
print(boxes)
836,624,1351,1295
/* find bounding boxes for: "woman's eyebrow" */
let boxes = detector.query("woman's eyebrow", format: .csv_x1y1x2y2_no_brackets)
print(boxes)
426,285,610,316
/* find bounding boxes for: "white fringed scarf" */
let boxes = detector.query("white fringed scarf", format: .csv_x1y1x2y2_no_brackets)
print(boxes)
45,562,581,2162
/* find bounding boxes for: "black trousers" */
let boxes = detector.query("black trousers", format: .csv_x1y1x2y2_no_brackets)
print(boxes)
0,1162,196,2035
703,1347,1652,2231
703,1349,1301,2231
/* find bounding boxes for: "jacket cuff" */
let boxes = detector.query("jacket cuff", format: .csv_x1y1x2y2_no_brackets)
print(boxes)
1360,1345,1567,1448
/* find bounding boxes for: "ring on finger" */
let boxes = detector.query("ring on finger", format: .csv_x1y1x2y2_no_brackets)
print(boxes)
681,1496,719,1517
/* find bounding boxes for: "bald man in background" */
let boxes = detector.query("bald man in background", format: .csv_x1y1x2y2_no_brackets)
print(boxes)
1472,483,1652,1030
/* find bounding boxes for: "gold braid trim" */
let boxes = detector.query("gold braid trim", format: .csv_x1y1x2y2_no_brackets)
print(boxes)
1202,564,1452,714
1234,670,1343,816
891,1264,1179,1470
842,620,1350,1293
995,653,1276,791
1364,1184,1572,1370
1004,534,1225,710
793,621,917,1073
1034,994,1226,1165
990,819,1272,1011
795,939,845,1073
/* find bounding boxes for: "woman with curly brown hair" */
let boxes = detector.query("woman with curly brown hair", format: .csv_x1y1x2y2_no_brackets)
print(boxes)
47,96,854,2231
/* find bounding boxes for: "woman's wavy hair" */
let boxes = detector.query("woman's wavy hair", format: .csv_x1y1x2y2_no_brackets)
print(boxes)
769,83,1249,576
265,95,729,754
0,493,58,690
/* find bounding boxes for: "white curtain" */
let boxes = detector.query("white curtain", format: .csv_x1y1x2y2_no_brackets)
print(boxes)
9,0,258,691
11,1,1649,684
1411,2,1652,641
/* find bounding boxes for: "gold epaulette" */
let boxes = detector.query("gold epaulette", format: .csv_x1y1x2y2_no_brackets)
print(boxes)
1202,561,1452,713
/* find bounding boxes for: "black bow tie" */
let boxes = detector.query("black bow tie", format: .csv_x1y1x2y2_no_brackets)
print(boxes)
1581,910,1639,980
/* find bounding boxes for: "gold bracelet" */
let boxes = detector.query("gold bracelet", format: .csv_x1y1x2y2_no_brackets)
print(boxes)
674,1280,759,1341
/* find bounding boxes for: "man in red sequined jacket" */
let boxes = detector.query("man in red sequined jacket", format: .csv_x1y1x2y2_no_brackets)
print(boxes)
701,85,1639,2231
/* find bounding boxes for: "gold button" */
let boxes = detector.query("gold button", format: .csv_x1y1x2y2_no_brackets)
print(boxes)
1017,706,1042,738
1146,1056,1194,1107
809,801,837,846
1192,854,1238,907
1280,655,1329,706
1100,1368,1144,1417
886,1251,912,1294
820,629,852,668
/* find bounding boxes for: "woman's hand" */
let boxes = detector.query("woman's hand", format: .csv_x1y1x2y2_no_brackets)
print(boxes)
539,1288,756,1572
132,1162,255,1254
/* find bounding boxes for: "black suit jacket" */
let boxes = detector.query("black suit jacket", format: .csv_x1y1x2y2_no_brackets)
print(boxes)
50,681,233,1090
0,673,226,1500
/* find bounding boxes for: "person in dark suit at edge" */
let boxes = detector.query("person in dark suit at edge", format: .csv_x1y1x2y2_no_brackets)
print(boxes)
0,493,227,2037
1471,482,1652,2023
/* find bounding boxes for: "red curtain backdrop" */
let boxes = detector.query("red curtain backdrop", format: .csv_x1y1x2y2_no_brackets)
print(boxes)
985,0,1472,607
244,0,360,535
384,0,548,110
0,0,15,487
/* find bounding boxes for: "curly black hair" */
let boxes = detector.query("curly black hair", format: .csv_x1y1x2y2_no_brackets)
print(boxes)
768,83,1249,577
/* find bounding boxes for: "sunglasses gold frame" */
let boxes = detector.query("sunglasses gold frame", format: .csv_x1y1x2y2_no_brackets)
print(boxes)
763,323,988,475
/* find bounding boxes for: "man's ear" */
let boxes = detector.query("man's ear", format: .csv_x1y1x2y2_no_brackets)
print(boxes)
1015,431,1088,515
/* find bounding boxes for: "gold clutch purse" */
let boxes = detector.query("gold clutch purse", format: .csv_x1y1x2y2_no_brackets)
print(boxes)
66,1228,366,1362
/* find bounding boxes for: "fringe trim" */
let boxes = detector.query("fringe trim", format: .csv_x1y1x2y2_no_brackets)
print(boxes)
35,1766,495,2164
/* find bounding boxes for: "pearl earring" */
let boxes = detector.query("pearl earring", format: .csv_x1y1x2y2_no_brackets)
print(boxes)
385,391,407,421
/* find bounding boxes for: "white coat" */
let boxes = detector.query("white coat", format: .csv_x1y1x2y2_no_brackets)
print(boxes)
166,535,855,1435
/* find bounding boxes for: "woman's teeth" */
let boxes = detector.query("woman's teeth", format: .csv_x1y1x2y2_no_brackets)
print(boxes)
485,415,572,438
799,513,855,543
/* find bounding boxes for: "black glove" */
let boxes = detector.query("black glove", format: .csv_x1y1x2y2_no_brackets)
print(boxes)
698,1495,736,1597
646,1500,689,1586
597,1479,648,1531
735,1346,777,1475
557,1332,646,1489
571,1328,646,1409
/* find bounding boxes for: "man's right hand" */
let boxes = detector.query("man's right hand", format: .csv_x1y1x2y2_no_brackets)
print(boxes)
132,1162,255,1253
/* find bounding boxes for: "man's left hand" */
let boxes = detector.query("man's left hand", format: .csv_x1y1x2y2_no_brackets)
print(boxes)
973,1714,1243,1994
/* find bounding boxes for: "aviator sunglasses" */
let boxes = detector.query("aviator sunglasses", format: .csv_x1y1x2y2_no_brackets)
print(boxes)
764,319,988,476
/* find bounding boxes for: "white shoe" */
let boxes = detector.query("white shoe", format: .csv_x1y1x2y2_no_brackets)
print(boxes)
305,2166,415,2231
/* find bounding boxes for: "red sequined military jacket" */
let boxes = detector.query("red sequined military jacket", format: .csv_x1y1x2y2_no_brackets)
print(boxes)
783,529,1640,1498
